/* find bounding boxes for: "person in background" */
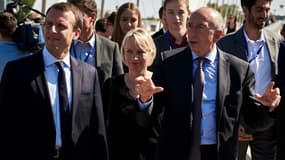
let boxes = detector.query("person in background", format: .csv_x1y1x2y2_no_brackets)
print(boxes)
0,2,108,160
68,0,123,87
103,27,163,160
152,0,191,66
226,14,237,34
152,6,168,39
112,2,143,72
95,18,107,37
105,11,116,40
112,2,143,48
0,11,28,81
150,7,280,160
217,0,283,159
270,15,277,24
280,23,285,39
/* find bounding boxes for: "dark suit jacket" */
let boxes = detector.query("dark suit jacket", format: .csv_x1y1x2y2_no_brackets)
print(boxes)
95,34,123,87
103,75,157,160
152,28,164,40
152,33,188,68
276,41,285,160
153,33,172,65
217,27,282,133
152,47,273,160
0,52,108,160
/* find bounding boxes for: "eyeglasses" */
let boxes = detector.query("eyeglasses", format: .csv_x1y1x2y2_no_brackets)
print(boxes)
124,50,148,59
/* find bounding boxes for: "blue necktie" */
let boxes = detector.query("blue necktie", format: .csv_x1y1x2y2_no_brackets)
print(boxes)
189,57,205,160
55,61,72,158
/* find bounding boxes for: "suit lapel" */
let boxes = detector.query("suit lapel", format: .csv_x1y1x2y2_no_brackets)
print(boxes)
33,52,52,107
264,30,278,77
70,56,82,143
234,28,248,61
95,34,102,68
70,56,81,113
180,48,194,108
217,50,229,125
33,52,55,134
187,50,194,107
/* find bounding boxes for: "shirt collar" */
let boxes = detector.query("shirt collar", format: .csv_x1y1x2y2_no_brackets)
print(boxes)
73,33,96,48
243,27,265,44
166,31,188,49
192,45,217,64
43,46,71,68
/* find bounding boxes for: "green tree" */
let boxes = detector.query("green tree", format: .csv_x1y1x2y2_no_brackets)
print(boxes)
13,0,36,22
207,2,243,24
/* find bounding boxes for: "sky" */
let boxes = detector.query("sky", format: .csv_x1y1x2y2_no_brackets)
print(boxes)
100,0,285,18
33,0,285,18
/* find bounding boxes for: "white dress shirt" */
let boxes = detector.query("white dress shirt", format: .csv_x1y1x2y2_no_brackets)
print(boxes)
243,29,272,95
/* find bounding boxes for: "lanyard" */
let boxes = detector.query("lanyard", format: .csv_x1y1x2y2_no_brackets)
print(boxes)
242,27,265,63
248,44,264,63
72,40,96,62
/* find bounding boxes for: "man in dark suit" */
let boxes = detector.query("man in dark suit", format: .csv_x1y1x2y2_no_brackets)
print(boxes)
151,7,280,160
276,41,285,160
68,0,123,88
217,0,283,159
0,2,108,160
151,0,190,67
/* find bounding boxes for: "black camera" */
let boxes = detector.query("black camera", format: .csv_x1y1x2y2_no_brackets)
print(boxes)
6,1,45,53
13,22,45,52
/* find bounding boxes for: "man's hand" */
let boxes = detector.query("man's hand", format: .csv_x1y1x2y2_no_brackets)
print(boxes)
255,81,281,111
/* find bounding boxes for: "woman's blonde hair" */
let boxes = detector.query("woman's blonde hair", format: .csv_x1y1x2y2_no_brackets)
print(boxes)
120,28,156,66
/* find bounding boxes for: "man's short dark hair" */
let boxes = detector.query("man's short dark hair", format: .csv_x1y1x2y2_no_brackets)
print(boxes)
106,11,116,25
68,0,97,16
46,2,83,30
0,11,17,38
158,6,164,19
241,0,272,10
95,18,106,32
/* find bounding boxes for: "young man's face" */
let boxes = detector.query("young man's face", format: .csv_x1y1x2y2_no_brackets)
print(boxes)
164,0,190,36
243,0,271,29
43,8,80,58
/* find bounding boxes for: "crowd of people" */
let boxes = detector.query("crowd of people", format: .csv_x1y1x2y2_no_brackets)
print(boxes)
0,0,284,160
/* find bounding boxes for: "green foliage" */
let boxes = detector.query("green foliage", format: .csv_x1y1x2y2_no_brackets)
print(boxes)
207,2,243,23
143,17,158,21
13,0,36,22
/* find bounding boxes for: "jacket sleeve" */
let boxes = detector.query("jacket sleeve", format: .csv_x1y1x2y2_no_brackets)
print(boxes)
241,63,275,133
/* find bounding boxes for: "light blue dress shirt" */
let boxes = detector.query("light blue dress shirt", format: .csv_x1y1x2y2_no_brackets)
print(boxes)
71,33,96,66
192,45,218,145
43,47,72,149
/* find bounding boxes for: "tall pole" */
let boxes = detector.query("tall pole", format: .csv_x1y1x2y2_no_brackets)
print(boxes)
100,0,104,18
42,0,46,14
137,0,139,7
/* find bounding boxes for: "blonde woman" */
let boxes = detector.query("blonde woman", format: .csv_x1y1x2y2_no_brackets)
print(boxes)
103,28,163,160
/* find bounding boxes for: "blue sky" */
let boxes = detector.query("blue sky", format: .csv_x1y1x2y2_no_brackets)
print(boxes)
33,0,285,18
